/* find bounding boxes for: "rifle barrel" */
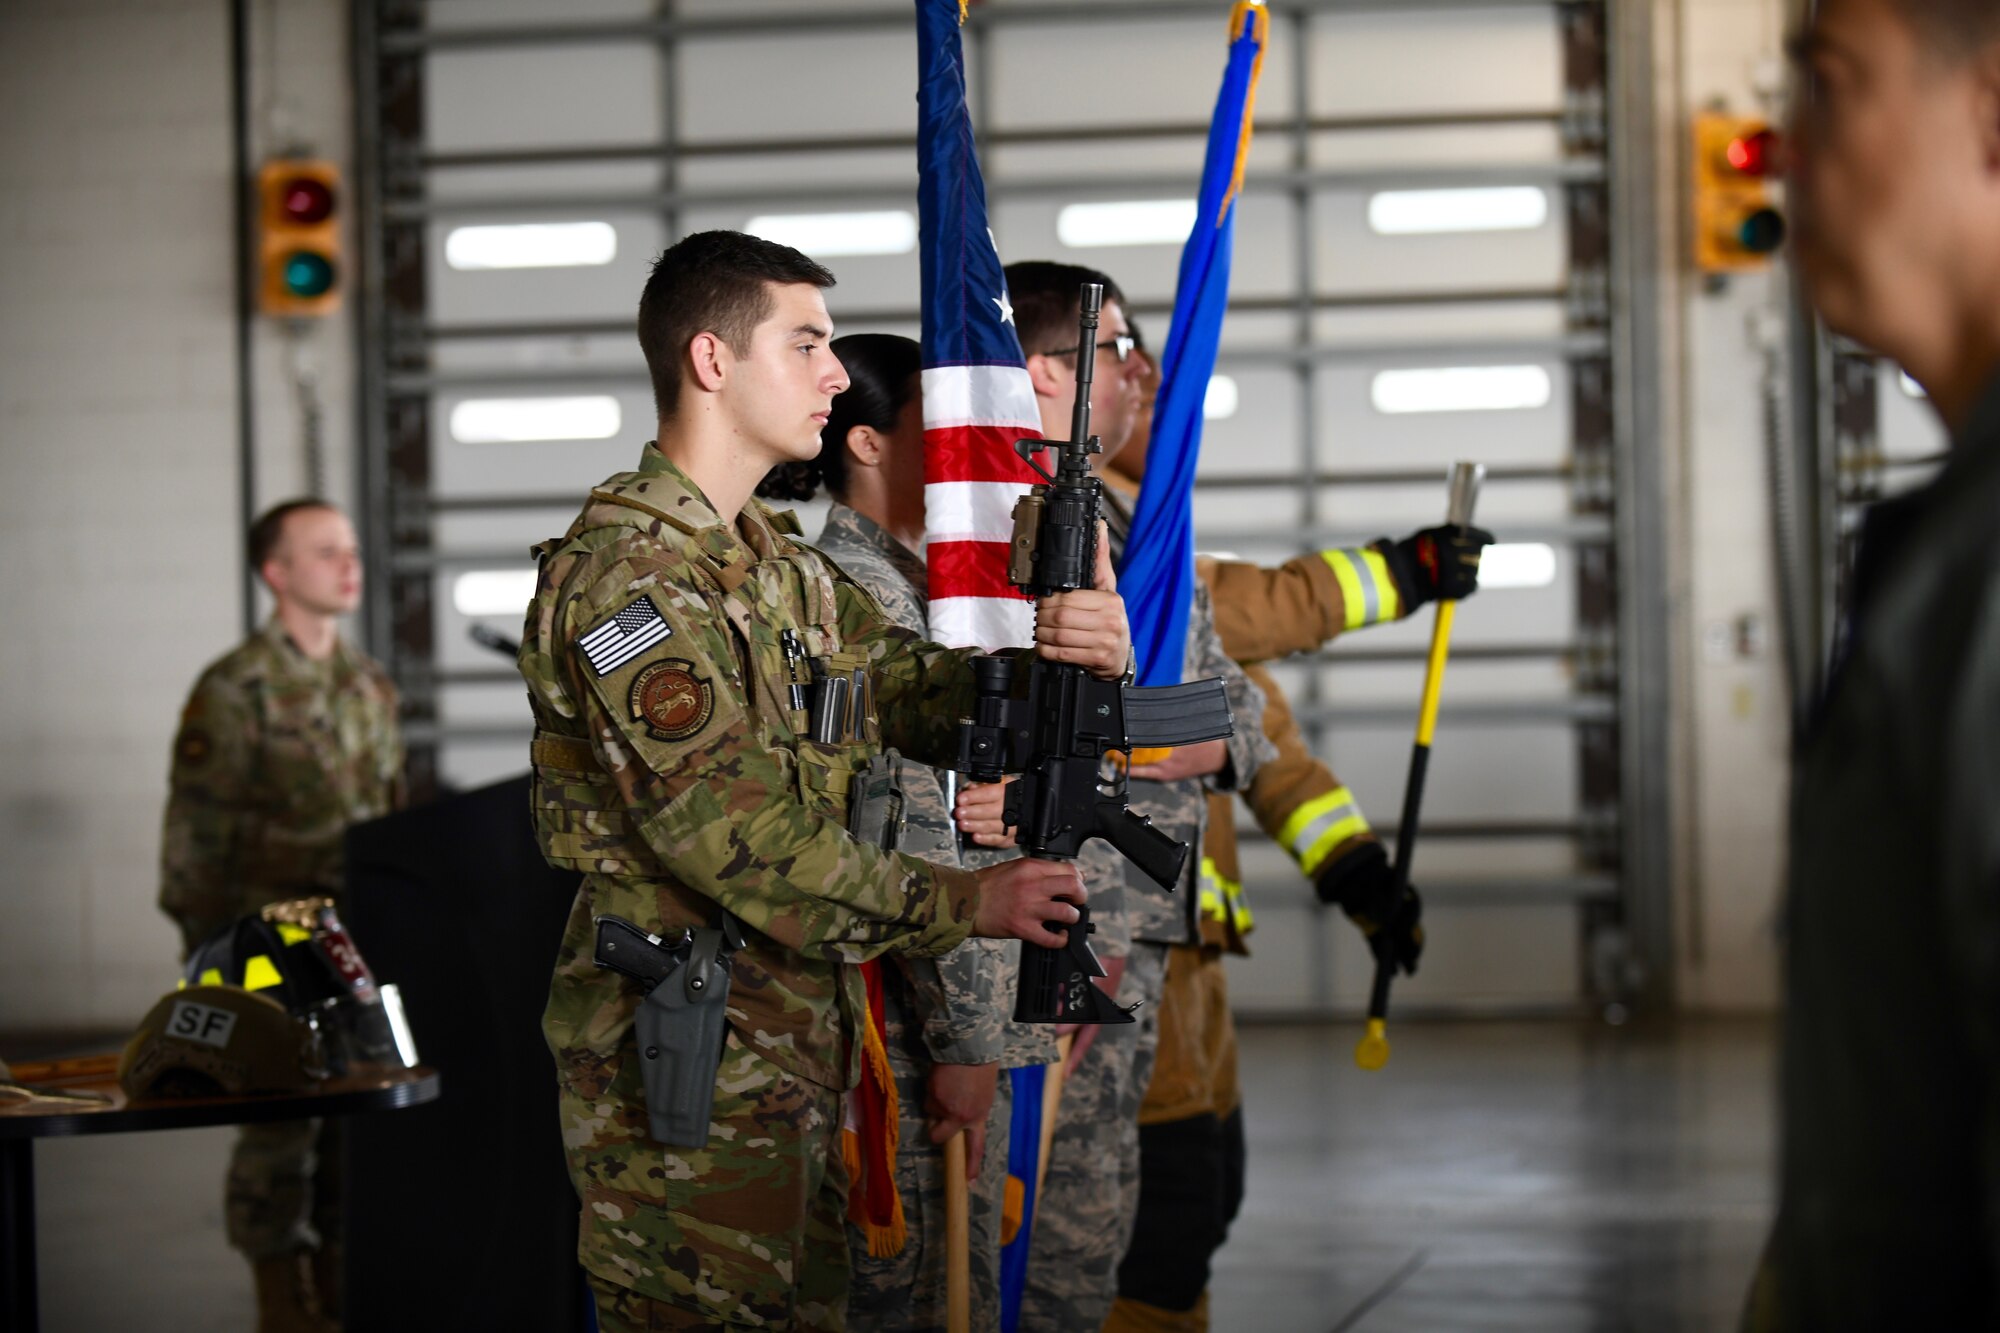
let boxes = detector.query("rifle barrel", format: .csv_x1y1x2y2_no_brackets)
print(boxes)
1068,282,1103,464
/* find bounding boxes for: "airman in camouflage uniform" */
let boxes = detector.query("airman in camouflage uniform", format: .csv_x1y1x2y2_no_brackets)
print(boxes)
516,232,1125,1333
158,499,402,1332
817,502,1060,1331
161,621,403,951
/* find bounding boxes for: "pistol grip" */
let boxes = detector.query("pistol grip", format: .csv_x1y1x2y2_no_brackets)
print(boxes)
1012,902,1137,1026
1101,803,1190,892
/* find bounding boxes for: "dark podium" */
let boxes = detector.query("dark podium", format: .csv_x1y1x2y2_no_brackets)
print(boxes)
342,774,587,1330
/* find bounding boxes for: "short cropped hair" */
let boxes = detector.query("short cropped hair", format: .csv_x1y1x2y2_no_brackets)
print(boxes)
1891,0,2000,55
248,499,335,571
1001,261,1128,358
637,230,836,418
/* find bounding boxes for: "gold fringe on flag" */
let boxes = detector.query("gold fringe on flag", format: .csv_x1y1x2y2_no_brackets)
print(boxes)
841,995,907,1257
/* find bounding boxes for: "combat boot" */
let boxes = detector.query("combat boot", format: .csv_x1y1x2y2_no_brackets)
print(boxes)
252,1252,341,1333
1103,1291,1211,1333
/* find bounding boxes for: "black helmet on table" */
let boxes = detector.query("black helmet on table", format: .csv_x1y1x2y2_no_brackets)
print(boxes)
180,897,418,1075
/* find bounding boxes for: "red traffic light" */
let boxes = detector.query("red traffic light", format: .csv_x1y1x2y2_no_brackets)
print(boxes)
279,176,335,225
1724,128,1782,178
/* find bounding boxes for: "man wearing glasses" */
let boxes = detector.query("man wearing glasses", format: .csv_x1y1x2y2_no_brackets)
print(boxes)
961,260,1273,1331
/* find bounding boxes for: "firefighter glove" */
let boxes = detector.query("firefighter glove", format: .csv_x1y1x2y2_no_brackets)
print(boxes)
1379,524,1494,611
1314,841,1424,976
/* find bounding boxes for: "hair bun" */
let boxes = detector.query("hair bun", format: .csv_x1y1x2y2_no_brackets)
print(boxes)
755,460,822,503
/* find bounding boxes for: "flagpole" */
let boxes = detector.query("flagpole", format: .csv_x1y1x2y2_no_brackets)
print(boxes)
1034,1033,1073,1208
945,1134,972,1333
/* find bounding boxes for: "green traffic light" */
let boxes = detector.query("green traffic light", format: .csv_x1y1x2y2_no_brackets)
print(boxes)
282,250,336,298
1738,208,1786,255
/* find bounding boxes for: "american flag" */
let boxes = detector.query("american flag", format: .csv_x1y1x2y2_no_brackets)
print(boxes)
576,598,671,676
917,0,1042,652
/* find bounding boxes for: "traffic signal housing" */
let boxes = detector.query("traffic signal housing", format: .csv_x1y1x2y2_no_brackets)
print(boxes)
1692,114,1786,273
258,159,342,317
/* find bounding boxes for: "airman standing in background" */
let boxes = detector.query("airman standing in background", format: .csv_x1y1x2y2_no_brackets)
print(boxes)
159,498,404,1333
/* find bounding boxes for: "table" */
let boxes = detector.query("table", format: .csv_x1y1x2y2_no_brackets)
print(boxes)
0,1054,441,1333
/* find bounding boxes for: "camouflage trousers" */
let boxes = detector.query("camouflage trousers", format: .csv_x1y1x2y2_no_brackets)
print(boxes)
1018,941,1167,1332
575,1031,849,1331
846,977,1015,1332
226,1116,342,1260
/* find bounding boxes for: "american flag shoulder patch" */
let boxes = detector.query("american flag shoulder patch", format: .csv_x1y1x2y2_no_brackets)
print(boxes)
576,596,672,676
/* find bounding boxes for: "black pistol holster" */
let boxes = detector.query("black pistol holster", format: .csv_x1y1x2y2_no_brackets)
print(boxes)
592,912,743,1148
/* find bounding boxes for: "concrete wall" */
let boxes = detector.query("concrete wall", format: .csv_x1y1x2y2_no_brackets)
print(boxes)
0,0,354,1032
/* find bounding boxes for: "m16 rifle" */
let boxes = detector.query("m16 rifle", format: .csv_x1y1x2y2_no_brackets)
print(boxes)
959,282,1235,1024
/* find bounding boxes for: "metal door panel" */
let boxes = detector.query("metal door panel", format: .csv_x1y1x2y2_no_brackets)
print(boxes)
1328,903,1579,1007
425,0,654,33
426,213,670,325
989,191,1300,305
425,45,663,152
1198,368,1305,477
1305,7,1561,118
1313,367,1572,471
679,29,921,142
429,396,656,494
1312,188,1567,296
679,150,917,192
989,17,1298,132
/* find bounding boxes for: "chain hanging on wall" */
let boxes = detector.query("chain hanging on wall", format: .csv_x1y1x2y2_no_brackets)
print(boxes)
282,319,327,497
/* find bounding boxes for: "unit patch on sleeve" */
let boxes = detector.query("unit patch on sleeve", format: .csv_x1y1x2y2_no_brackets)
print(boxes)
630,659,715,741
176,728,212,767
577,597,672,676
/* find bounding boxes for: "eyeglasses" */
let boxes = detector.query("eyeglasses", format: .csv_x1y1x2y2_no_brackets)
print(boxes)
1042,334,1138,365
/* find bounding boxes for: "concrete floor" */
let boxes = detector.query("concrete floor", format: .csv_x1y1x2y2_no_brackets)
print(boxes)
1210,1021,1774,1333
26,1019,1773,1331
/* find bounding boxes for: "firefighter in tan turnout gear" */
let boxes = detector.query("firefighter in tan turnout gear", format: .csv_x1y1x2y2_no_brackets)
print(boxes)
158,499,405,1333
1101,325,1492,1333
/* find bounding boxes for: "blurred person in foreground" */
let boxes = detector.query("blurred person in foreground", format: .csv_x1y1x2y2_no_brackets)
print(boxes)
1749,0,2000,1327
159,499,405,1332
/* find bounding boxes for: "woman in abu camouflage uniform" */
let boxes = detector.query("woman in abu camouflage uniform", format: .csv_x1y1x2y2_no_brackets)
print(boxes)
759,333,1057,1331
